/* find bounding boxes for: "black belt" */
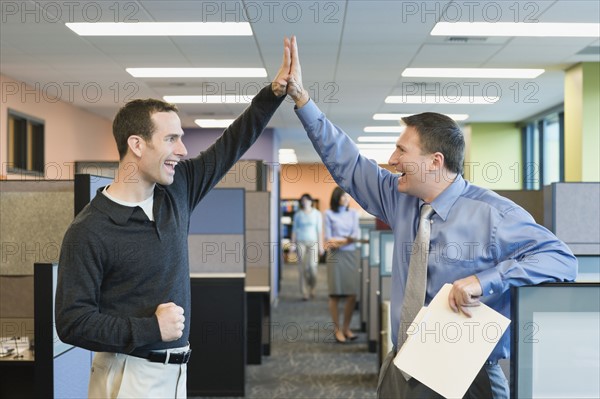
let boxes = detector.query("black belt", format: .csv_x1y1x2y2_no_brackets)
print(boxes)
144,349,192,364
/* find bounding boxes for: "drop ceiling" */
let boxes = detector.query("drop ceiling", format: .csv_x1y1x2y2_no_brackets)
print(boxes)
1,0,599,162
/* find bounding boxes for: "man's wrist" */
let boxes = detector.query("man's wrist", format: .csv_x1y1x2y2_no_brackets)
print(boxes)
271,81,287,97
294,89,310,108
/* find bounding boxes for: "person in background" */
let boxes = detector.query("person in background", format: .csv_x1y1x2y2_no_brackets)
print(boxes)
290,193,324,300
285,37,577,398
55,37,295,399
324,186,361,343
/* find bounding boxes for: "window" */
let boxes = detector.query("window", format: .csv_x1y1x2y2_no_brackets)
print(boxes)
7,110,45,175
522,110,564,190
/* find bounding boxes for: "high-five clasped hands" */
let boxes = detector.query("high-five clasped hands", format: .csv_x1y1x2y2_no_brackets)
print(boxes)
272,36,309,107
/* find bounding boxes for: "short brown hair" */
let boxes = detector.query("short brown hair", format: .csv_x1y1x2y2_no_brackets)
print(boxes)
401,112,465,175
112,99,178,159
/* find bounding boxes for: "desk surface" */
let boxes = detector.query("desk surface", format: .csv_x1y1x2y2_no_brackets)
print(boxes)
0,348,34,362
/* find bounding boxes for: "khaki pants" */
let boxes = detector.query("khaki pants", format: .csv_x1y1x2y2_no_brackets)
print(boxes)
377,351,509,399
297,241,319,297
89,350,187,399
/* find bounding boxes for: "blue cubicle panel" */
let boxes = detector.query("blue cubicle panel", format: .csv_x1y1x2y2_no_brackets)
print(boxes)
189,188,245,234
54,347,92,398
511,283,600,399
188,188,245,273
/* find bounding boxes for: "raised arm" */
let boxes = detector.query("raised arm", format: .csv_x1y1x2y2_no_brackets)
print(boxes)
286,37,398,225
177,37,292,209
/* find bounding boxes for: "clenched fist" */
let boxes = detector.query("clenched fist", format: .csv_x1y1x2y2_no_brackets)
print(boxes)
155,302,185,342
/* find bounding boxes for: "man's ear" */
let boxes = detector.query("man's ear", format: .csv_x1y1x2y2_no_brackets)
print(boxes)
127,135,144,158
430,152,445,171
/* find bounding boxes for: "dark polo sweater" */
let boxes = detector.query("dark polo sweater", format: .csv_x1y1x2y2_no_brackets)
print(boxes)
56,86,284,356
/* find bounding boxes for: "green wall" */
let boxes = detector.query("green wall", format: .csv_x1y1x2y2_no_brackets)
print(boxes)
581,63,600,182
565,62,600,182
466,123,522,190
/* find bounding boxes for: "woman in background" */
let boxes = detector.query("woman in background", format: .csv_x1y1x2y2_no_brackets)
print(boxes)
324,187,360,343
291,193,324,301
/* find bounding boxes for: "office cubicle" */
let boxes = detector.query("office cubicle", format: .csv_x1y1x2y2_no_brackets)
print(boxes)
34,263,91,398
187,188,247,396
359,224,372,332
368,230,381,353
379,232,394,366
544,182,600,281
511,283,600,399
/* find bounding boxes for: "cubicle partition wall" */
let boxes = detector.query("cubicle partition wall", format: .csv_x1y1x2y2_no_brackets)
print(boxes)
511,283,600,399
368,230,381,353
0,180,74,398
544,182,600,281
187,188,247,396
34,263,91,399
379,232,394,366
217,160,277,364
245,191,273,363
0,180,73,276
359,224,372,332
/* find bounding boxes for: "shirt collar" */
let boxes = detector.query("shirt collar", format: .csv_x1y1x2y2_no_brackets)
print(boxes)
428,174,467,221
91,187,136,225
91,185,165,226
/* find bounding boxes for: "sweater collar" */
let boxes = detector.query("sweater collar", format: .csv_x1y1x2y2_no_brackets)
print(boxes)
91,185,165,225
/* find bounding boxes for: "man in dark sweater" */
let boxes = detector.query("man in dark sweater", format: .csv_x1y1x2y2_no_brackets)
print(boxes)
55,37,296,398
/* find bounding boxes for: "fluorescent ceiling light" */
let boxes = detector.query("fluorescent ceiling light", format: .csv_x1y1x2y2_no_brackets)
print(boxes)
374,113,469,121
357,144,395,150
431,22,600,37
402,68,544,79
279,149,297,164
358,136,399,143
363,126,405,133
164,95,254,104
195,119,235,128
357,149,392,164
65,22,252,36
385,96,498,105
402,68,543,79
128,68,267,78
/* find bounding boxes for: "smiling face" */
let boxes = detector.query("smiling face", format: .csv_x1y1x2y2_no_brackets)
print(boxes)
388,126,436,198
137,111,187,186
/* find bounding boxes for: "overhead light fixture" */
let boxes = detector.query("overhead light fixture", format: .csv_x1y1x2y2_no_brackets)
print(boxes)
431,22,600,37
195,119,235,128
385,96,498,105
374,113,469,121
402,68,544,79
127,68,267,78
356,144,395,150
279,149,297,164
164,95,254,104
65,22,253,36
357,136,399,143
363,126,405,133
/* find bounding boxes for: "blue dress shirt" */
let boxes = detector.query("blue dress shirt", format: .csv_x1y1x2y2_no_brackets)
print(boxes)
296,99,577,362
324,208,360,251
292,208,322,243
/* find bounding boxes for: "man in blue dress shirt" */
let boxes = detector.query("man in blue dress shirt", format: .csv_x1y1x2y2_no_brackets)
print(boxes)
284,37,577,398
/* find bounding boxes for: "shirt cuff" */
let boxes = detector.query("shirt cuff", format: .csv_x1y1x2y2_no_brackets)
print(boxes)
295,99,322,130
476,267,503,296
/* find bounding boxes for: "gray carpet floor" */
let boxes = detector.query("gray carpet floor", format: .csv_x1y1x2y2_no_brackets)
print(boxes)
198,262,379,398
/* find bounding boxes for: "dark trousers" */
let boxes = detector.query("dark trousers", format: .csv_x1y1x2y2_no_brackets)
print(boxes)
377,351,509,399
